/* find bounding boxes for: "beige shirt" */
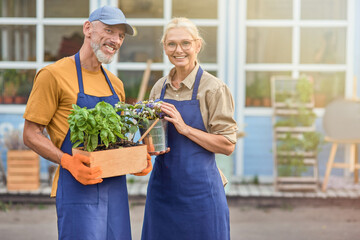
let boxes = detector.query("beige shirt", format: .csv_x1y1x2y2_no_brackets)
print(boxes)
150,63,238,143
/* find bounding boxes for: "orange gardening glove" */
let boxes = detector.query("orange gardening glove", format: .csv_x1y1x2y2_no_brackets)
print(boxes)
60,153,103,185
133,153,153,176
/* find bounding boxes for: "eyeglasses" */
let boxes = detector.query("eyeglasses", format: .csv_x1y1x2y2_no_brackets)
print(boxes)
164,39,198,51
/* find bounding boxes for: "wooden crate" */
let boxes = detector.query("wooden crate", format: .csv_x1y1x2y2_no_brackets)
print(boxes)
7,150,40,191
72,144,148,178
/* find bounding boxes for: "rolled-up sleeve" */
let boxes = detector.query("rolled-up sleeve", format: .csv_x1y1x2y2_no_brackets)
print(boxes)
206,85,238,143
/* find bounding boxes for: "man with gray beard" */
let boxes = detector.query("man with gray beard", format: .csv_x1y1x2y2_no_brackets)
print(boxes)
22,6,152,240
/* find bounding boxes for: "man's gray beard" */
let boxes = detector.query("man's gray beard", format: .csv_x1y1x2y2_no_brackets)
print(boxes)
91,42,114,64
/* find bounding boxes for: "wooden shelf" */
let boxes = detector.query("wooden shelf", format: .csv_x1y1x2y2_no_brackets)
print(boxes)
274,102,314,108
277,158,317,165
271,76,319,192
276,151,316,157
275,126,315,132
276,183,318,191
276,177,318,183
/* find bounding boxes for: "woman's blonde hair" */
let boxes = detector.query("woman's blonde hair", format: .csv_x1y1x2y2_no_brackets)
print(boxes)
161,17,204,51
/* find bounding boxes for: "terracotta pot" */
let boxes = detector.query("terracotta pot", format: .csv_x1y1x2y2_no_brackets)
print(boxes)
3,96,14,104
245,97,252,106
252,99,262,106
72,144,148,178
7,150,40,191
14,96,27,104
262,98,271,107
315,94,327,108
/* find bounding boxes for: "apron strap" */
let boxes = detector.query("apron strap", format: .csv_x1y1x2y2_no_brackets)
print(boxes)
160,79,167,100
160,66,204,100
101,67,117,97
191,66,203,100
75,52,85,94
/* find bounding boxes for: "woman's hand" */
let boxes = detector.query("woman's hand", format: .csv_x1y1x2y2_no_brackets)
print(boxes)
160,102,190,135
159,102,235,156
150,147,171,156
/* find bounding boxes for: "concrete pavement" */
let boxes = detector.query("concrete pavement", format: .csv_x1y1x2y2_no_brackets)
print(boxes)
1,197,360,240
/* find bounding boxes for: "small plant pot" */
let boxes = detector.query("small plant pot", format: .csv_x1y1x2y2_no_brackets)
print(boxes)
14,96,27,104
3,96,14,104
262,98,271,107
72,144,148,178
140,119,168,153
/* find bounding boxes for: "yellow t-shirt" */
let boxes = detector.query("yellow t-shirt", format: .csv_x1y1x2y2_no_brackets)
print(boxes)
23,57,125,196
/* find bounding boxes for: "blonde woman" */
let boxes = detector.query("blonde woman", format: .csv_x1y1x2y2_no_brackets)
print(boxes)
141,18,238,240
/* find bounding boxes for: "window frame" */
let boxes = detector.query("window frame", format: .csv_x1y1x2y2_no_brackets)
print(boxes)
241,0,354,118
0,0,222,114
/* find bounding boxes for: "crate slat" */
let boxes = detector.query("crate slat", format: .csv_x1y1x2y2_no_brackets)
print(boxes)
6,150,40,191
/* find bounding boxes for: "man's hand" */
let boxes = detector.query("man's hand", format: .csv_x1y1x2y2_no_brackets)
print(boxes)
133,153,153,176
61,153,103,185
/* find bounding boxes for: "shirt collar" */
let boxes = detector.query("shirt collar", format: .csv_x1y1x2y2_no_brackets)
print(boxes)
165,62,200,90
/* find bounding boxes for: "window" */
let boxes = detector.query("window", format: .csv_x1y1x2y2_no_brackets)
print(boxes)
1,25,36,61
44,0,89,18
247,0,292,20
1,0,36,17
0,1,89,105
1,69,36,104
245,0,349,108
118,70,163,103
247,27,292,64
0,0,221,106
172,0,217,18
118,26,163,63
116,0,220,99
118,0,163,18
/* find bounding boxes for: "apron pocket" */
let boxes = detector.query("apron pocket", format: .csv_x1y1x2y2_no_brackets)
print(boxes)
61,171,99,205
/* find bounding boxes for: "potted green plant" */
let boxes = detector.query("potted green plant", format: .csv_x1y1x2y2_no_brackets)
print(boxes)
3,70,20,104
15,71,32,104
257,78,271,107
296,75,313,103
68,100,164,178
245,83,255,106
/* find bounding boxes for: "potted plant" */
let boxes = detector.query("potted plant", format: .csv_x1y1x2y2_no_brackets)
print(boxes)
4,129,40,191
257,78,271,107
68,100,164,178
115,100,167,153
3,69,20,104
15,71,32,104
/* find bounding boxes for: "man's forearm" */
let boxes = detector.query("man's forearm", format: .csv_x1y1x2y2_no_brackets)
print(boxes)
23,120,63,164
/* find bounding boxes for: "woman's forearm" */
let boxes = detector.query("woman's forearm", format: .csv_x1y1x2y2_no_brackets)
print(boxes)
182,125,235,155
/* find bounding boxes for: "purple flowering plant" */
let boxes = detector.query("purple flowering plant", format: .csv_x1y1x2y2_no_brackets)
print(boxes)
115,99,164,141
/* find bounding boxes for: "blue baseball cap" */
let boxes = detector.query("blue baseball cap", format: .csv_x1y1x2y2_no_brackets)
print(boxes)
89,6,134,35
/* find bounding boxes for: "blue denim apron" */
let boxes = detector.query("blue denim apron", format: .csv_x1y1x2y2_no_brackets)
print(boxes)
56,52,131,240
141,67,230,240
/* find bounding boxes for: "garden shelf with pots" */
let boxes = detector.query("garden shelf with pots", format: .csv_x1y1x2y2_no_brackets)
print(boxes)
271,76,321,191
